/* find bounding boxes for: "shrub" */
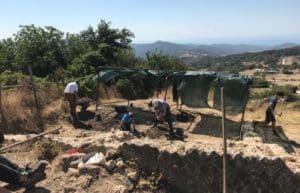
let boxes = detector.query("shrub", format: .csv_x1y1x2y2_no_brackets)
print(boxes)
76,75,97,99
0,71,28,86
115,79,135,104
250,85,299,102
252,78,269,88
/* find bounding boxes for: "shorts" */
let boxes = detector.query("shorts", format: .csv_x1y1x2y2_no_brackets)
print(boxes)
265,108,275,124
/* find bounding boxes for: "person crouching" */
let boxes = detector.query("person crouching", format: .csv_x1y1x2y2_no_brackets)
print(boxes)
121,112,137,133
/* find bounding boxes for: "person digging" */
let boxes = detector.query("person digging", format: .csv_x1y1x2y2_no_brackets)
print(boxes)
64,81,79,123
149,99,175,139
259,91,284,135
120,112,138,133
0,155,47,188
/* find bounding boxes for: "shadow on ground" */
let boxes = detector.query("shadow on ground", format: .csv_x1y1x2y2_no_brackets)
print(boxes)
4,185,51,193
256,125,296,153
190,113,241,139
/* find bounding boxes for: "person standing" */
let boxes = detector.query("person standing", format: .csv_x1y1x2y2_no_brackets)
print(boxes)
64,81,79,122
260,92,284,134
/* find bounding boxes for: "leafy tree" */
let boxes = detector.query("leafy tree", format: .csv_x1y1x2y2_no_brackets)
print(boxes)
0,38,17,72
80,20,134,66
65,50,105,77
116,79,135,105
64,33,90,65
14,25,65,77
143,52,187,71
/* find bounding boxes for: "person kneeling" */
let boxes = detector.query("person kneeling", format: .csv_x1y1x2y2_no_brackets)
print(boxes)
121,112,137,133
0,155,47,187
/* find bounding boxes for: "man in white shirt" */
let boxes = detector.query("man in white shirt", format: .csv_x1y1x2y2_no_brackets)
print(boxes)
64,81,79,121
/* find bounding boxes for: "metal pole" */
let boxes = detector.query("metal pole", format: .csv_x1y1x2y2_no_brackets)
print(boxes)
221,87,227,193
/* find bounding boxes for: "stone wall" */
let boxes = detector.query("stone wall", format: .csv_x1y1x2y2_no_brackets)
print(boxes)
119,143,300,193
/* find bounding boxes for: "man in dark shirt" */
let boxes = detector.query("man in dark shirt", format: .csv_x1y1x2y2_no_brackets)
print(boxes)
260,92,284,134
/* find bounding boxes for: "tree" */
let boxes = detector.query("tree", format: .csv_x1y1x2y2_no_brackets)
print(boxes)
64,33,90,65
144,52,187,71
80,20,134,66
0,38,17,72
14,25,65,77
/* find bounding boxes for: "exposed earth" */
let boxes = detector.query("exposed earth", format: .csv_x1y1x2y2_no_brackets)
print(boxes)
0,96,300,193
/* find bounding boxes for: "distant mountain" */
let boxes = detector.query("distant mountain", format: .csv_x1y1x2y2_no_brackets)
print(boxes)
131,41,299,57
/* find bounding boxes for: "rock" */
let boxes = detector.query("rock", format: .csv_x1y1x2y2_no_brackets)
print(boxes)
136,180,152,191
67,168,80,178
60,153,85,172
241,123,255,133
105,160,116,172
85,152,106,166
105,149,118,159
116,159,125,169
243,131,258,138
64,187,76,193
112,185,130,193
127,171,139,182
78,165,100,177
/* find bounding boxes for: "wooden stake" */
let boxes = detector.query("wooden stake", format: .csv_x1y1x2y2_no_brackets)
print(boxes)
0,126,63,153
0,86,2,112
28,66,43,129
221,87,227,193
96,72,100,111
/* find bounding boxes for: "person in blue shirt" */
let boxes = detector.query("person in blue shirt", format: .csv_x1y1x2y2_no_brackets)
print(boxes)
260,91,284,134
121,112,136,133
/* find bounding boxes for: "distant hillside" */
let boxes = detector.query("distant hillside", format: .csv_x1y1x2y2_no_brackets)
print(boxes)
192,46,300,73
131,41,299,57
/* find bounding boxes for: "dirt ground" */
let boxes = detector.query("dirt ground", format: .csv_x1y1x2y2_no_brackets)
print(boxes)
241,69,300,86
0,92,300,192
0,98,300,193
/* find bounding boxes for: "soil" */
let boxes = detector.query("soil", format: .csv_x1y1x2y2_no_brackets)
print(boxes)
0,97,300,193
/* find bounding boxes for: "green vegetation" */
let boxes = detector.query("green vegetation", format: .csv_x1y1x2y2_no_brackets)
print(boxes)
0,20,186,97
252,78,269,88
250,85,299,102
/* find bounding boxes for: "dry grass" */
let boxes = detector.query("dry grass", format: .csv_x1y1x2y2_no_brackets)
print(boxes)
0,82,66,134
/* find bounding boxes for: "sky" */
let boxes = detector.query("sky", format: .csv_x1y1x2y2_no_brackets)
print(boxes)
0,0,300,44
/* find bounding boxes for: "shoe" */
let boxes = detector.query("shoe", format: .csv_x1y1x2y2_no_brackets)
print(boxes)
21,161,48,187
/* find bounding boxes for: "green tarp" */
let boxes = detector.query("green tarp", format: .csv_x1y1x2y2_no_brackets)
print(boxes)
93,67,253,115
213,74,252,115
173,71,217,108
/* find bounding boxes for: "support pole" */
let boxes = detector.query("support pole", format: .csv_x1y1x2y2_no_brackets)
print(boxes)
28,66,43,129
96,72,100,111
0,85,2,112
239,89,250,140
221,87,227,193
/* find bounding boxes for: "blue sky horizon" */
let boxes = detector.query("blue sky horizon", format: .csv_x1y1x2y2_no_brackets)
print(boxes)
1,0,300,45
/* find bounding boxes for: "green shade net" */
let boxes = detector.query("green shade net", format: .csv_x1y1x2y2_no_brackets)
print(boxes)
213,74,252,115
173,71,217,108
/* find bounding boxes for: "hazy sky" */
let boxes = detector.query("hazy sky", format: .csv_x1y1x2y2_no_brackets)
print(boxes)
1,0,300,44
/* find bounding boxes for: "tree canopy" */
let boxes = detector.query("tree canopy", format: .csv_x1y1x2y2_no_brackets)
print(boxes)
0,20,188,83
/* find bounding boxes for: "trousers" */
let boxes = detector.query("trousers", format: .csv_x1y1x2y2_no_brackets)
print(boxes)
0,155,22,184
